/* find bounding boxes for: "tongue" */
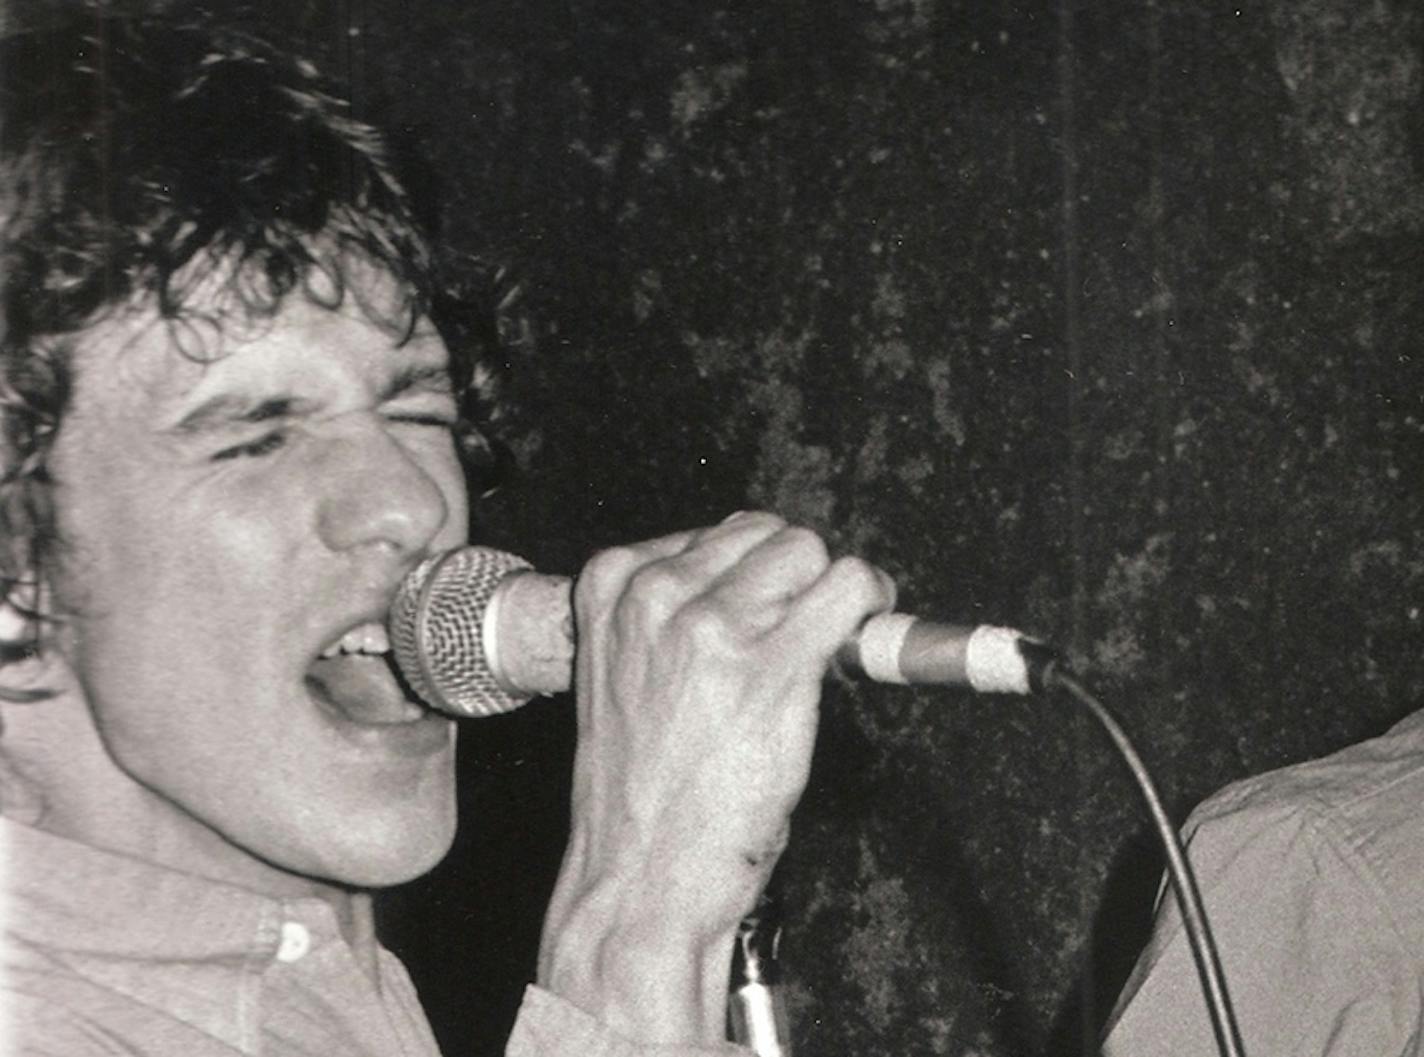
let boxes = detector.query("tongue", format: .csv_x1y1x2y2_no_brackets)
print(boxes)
307,654,414,724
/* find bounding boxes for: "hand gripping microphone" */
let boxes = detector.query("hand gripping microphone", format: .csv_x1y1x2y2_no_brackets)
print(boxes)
389,546,1057,718
388,552,1249,1057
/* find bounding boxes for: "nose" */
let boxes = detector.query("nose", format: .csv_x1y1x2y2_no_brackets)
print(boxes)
315,416,452,558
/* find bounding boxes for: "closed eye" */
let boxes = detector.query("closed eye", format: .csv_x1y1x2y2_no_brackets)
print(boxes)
386,412,457,429
212,431,287,461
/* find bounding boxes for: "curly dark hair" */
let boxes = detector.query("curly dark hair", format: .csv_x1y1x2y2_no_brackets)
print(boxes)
0,8,506,678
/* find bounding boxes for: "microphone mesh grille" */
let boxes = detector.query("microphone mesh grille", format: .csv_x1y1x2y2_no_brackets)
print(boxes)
389,546,534,717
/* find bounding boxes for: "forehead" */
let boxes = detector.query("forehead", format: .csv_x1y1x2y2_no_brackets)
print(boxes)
66,292,450,424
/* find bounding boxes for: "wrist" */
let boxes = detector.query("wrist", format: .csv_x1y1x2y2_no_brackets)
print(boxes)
539,879,741,1046
536,774,789,1044
551,811,779,930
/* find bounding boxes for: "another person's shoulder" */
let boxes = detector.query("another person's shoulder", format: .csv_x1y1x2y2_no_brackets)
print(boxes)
1183,708,1424,936
1190,707,1424,835
1102,711,1424,1056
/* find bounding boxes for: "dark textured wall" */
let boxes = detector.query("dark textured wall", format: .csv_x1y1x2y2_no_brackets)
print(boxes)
43,1,1424,1054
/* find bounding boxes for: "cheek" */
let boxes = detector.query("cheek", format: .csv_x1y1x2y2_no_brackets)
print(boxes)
60,532,294,792
47,443,187,619
54,483,283,632
49,467,298,714
438,458,470,539
406,429,469,505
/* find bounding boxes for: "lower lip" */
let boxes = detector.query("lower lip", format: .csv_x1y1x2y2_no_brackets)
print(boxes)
305,676,454,759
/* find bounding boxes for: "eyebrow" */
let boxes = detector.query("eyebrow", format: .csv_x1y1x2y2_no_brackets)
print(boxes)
170,360,455,435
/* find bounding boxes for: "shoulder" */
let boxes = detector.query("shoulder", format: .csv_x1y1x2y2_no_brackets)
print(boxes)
1102,714,1424,1056
1185,709,1424,937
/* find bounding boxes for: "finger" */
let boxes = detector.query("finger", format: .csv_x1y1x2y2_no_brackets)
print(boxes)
575,511,785,615
701,524,832,611
776,555,898,662
645,508,781,548
645,510,789,592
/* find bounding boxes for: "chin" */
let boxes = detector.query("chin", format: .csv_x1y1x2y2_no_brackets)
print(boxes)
339,859,446,890
294,804,459,890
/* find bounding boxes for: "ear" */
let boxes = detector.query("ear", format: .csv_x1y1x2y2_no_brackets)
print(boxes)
0,578,39,656
0,577,56,824
0,452,59,669
0,575,67,699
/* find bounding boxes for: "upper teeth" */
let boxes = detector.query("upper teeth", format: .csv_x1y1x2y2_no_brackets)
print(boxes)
320,623,390,659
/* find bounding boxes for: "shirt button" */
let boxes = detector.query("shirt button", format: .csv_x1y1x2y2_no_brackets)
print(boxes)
276,921,311,963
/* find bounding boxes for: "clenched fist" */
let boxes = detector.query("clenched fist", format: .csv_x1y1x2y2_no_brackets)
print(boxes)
536,512,895,1046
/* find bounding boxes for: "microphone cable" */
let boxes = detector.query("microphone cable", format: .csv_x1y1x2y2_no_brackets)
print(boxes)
732,653,1247,1057
1043,664,1246,1057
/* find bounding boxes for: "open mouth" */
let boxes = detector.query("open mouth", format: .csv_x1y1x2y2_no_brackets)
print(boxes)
305,622,428,726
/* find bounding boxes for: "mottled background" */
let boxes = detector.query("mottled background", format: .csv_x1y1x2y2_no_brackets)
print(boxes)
20,1,1424,1054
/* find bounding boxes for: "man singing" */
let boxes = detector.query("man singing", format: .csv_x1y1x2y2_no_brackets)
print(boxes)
0,10,892,1054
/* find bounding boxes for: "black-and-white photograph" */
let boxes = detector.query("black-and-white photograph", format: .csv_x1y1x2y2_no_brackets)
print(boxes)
1,2,1421,1055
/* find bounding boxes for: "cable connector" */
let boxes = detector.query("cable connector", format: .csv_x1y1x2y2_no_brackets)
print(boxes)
729,902,792,1056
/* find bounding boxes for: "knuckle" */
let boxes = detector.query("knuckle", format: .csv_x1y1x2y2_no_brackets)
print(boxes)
779,525,830,568
611,561,689,629
723,510,785,535
582,560,683,634
577,545,640,601
669,597,740,653
739,509,785,526
627,560,687,603
832,555,890,601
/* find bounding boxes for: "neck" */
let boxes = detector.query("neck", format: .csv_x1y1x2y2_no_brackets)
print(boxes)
0,683,381,970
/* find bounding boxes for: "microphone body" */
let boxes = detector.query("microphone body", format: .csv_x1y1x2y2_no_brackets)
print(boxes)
390,546,1051,718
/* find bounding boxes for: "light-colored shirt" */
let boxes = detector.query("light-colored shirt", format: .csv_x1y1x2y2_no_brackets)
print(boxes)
1102,709,1424,1057
1,818,745,1057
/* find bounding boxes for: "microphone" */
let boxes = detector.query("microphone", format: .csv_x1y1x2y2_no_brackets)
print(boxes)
389,546,1057,718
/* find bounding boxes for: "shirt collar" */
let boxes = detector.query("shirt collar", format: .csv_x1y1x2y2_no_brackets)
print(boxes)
1,815,364,962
